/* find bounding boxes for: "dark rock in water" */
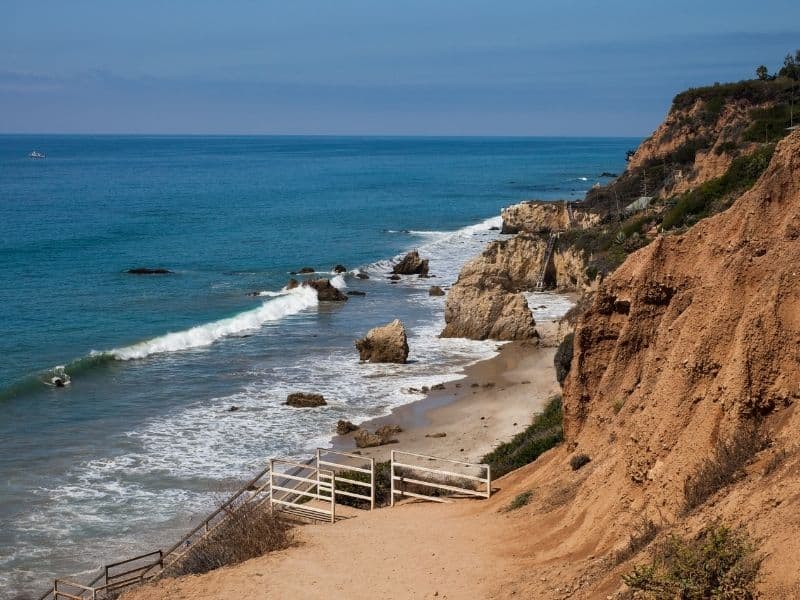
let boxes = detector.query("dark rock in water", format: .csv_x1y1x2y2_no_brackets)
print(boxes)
126,268,172,275
228,405,240,412
392,250,429,276
246,291,261,297
286,392,327,408
489,226,501,231
356,272,369,280
333,264,347,273
600,171,618,178
306,279,348,301
388,274,401,281
299,267,315,274
286,278,300,290
390,281,398,284
347,290,366,296
428,286,445,296
336,420,359,435
431,383,446,391
417,273,429,279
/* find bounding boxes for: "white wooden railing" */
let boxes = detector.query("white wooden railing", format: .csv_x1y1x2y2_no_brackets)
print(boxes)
316,448,375,510
269,458,336,523
390,450,491,505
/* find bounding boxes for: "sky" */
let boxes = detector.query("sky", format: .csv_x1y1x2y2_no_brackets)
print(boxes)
1,1,798,136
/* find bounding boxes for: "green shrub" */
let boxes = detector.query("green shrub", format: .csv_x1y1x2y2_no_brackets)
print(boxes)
615,517,660,564
623,523,762,599
504,490,533,512
569,453,591,470
554,333,574,386
334,461,392,508
661,144,775,230
482,396,563,478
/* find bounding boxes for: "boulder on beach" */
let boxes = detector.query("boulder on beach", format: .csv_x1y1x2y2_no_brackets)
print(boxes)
354,424,402,448
392,250,429,276
333,264,347,273
428,285,445,296
336,420,359,435
285,392,327,408
126,267,172,275
355,319,409,363
307,279,348,302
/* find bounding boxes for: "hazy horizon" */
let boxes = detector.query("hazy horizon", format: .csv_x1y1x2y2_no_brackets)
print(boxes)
3,1,799,136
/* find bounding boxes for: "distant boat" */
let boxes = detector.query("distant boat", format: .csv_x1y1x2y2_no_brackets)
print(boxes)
29,150,45,159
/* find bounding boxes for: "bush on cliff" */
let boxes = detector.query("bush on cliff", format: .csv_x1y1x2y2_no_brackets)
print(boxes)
622,523,762,599
661,144,775,230
554,333,574,386
482,395,563,478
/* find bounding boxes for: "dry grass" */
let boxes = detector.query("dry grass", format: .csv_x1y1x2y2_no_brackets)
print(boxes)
682,425,767,515
762,448,788,476
569,453,591,471
503,490,534,512
614,517,660,564
165,501,293,577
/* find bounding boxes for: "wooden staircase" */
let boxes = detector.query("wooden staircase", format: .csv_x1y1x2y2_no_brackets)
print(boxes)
534,234,557,291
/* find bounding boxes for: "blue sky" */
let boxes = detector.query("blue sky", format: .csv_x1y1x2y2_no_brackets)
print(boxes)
1,1,798,135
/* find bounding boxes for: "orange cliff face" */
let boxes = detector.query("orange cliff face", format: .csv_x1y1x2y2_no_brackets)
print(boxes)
551,129,800,595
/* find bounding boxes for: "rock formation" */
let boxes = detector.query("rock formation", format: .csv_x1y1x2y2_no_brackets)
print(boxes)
501,201,599,234
392,250,429,276
306,278,348,302
428,285,445,296
355,319,409,363
332,264,347,273
354,424,402,448
285,392,327,408
336,420,358,435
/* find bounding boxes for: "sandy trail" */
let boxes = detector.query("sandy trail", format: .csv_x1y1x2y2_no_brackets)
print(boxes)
123,499,513,600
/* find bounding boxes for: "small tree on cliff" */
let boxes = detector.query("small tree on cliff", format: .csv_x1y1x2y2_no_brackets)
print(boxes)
755,65,770,81
778,50,800,80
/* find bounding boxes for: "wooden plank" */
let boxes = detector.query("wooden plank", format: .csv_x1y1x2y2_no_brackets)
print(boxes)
391,488,451,503
392,475,486,497
392,461,488,484
333,489,372,501
392,450,488,470
318,460,372,475
270,498,332,516
332,475,371,487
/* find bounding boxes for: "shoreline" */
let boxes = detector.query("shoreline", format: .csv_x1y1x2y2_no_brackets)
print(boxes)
331,321,565,465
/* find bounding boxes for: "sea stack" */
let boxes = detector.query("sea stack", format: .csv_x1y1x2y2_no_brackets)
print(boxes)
355,319,409,363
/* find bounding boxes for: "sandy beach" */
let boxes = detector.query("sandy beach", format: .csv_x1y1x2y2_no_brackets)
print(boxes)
333,322,563,465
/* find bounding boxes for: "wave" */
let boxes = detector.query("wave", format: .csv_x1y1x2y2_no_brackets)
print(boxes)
107,286,318,361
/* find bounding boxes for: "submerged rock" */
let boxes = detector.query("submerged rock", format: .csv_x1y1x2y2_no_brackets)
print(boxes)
428,285,445,296
355,319,409,363
333,264,347,273
347,290,366,296
388,274,401,281
356,272,370,280
285,278,300,290
285,392,327,408
392,250,429,276
126,267,172,275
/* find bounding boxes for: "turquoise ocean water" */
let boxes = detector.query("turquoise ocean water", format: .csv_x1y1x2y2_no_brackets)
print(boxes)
0,135,634,595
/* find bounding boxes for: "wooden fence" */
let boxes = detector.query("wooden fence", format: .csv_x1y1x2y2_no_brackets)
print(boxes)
390,450,491,505
316,448,375,510
269,458,335,523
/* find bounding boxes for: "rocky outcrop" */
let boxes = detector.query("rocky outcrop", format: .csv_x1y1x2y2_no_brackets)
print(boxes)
392,251,429,276
428,285,445,296
306,279,348,301
332,264,347,273
501,201,598,234
355,320,409,363
354,424,402,448
551,245,590,290
336,420,358,435
285,392,327,408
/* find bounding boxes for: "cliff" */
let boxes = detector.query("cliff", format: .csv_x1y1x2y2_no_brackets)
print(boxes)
496,129,800,597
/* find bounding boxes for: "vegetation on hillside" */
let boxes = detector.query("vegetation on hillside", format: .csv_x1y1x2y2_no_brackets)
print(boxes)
482,395,563,478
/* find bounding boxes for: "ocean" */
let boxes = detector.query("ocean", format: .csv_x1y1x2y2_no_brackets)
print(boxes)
0,135,635,595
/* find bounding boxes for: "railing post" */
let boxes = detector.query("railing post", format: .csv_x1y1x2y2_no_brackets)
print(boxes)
269,459,274,511
330,471,336,523
390,450,395,507
369,456,375,511
486,464,492,499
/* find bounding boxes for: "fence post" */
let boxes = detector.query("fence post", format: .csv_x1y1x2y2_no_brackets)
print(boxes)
369,456,375,511
330,471,336,524
390,450,395,507
486,464,492,499
268,459,274,511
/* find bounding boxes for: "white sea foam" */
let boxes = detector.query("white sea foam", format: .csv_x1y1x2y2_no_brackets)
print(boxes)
106,287,319,360
330,274,347,290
